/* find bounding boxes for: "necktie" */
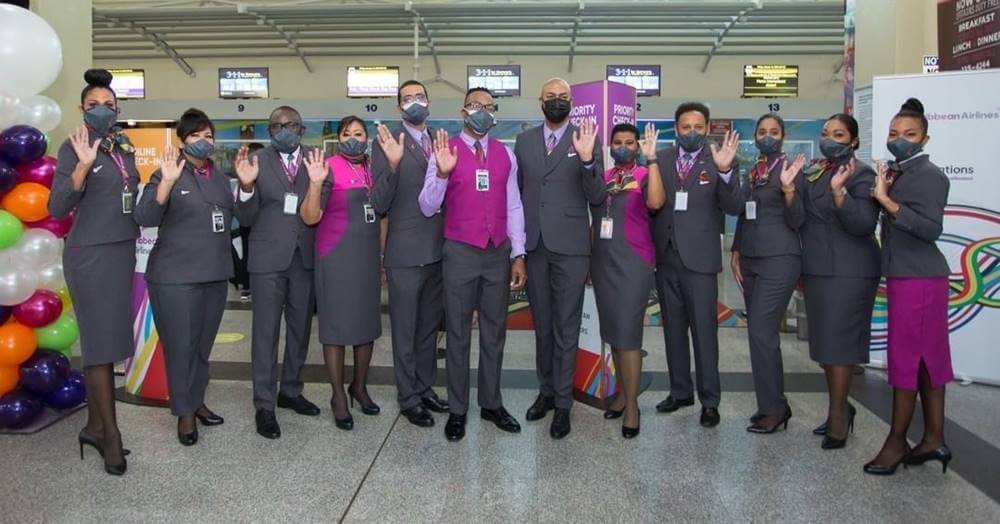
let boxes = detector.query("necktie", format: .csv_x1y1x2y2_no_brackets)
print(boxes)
546,133,558,155
421,134,432,158
285,153,297,182
474,140,485,164
679,152,694,182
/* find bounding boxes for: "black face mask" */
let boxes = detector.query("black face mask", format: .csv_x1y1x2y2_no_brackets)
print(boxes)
542,99,572,123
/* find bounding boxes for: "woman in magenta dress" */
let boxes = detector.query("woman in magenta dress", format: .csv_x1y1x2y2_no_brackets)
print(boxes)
592,123,667,439
864,98,953,475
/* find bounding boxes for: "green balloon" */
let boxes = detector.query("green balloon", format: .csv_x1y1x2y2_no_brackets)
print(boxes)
35,314,80,352
0,209,23,250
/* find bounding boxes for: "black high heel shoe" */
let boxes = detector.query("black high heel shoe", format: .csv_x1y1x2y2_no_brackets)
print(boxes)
603,407,624,420
177,418,198,446
821,404,857,450
746,408,792,434
814,402,856,436
194,406,224,426
331,397,354,431
863,445,911,476
622,410,641,439
348,384,381,416
905,445,952,473
78,431,128,476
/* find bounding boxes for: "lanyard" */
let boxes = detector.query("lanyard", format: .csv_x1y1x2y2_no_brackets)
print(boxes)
346,158,372,198
675,151,698,186
108,151,131,190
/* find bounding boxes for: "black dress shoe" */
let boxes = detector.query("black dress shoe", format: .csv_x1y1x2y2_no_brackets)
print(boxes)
815,402,855,436
700,407,721,428
655,395,694,413
331,398,354,431
603,407,624,419
194,407,224,426
481,406,522,433
401,406,435,428
177,418,198,446
445,414,467,441
550,408,571,440
750,412,765,424
905,445,952,473
348,385,381,416
525,395,555,421
863,446,911,476
746,408,792,434
277,394,321,416
622,410,641,439
255,409,281,440
421,395,449,414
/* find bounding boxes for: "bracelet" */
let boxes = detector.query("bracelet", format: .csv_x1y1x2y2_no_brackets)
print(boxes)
646,158,659,165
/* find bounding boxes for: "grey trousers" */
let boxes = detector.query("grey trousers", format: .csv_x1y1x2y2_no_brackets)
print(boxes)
387,262,444,410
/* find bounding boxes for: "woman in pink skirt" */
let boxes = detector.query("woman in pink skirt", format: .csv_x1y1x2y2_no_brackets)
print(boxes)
865,98,953,476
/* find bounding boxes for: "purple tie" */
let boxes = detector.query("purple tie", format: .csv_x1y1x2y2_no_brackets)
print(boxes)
475,141,485,164
285,153,297,182
546,133,558,154
421,134,432,158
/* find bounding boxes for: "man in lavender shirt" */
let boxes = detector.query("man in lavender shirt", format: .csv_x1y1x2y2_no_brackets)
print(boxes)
418,87,527,442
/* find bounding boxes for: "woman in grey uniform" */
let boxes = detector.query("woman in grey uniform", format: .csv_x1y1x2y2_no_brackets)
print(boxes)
48,69,137,475
800,113,880,449
134,109,233,446
301,116,383,431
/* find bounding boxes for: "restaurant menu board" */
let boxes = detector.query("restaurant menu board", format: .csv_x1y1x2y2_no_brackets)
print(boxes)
937,0,1000,71
605,65,661,97
108,68,145,99
347,66,399,98
742,64,799,98
218,67,269,99
467,65,521,97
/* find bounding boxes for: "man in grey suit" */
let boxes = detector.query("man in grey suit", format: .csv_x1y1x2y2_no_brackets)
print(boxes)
234,106,321,440
651,102,742,428
370,80,449,428
515,78,604,439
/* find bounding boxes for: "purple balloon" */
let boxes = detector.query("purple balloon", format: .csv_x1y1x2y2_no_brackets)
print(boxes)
65,369,84,388
0,158,17,196
0,304,11,325
0,389,44,429
18,350,70,395
0,125,48,165
15,156,56,188
12,289,63,327
26,212,74,239
44,376,86,410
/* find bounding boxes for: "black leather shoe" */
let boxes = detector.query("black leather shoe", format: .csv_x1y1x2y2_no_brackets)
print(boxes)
421,395,449,414
445,414,467,441
348,385,381,416
177,418,198,446
905,445,952,473
331,398,354,431
194,406,224,426
402,406,435,428
550,408,571,440
700,407,721,428
863,446,911,476
255,409,281,440
746,408,792,434
655,395,694,413
277,394,321,416
481,406,522,433
603,407,624,419
525,395,555,421
622,410,641,439
750,412,765,424
812,420,829,436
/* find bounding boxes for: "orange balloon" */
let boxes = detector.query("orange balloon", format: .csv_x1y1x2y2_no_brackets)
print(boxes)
1,182,51,223
0,366,18,396
0,322,37,367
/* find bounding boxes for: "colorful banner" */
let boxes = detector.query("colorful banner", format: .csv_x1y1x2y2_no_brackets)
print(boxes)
572,286,617,403
123,217,169,402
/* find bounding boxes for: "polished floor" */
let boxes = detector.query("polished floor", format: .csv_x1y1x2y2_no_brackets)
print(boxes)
3,280,1000,522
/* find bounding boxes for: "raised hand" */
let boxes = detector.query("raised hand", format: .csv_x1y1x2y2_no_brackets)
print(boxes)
873,160,890,201
305,148,329,184
376,124,406,168
830,158,856,193
158,146,185,184
234,145,259,190
70,125,101,169
779,153,805,191
709,130,740,172
572,119,598,163
639,122,660,160
433,128,458,178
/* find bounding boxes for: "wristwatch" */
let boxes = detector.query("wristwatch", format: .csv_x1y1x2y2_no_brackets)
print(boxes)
513,254,526,261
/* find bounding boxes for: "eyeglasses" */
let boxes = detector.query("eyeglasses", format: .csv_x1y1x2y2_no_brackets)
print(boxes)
464,102,497,113
401,94,428,104
268,121,303,133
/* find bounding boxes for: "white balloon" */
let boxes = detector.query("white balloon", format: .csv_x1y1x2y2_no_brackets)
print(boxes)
0,91,23,130
19,95,62,132
0,264,38,306
0,5,64,97
12,228,62,269
35,260,66,292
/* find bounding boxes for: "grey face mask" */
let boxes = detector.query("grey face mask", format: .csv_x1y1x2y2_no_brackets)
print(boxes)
676,131,706,152
755,136,783,156
84,105,117,136
401,101,430,125
887,138,923,162
610,146,637,165
339,137,368,158
183,139,215,160
819,139,853,161
465,110,496,135
271,128,302,154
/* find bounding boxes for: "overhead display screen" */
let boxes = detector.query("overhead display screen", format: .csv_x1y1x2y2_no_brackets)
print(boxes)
347,66,400,98
606,65,661,97
742,64,799,98
467,65,521,97
219,67,269,99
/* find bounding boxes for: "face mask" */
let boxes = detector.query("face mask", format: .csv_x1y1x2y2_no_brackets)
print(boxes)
819,139,853,161
676,131,706,152
755,136,783,156
339,137,368,158
542,99,571,124
610,146,637,165
401,101,429,125
183,138,215,160
84,105,117,136
887,137,923,162
465,110,496,136
271,128,302,154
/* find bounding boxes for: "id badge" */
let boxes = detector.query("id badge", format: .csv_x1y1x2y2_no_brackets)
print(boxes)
745,201,758,221
363,203,376,224
674,190,689,212
212,207,226,233
599,217,614,239
283,192,299,215
475,169,490,192
121,190,134,215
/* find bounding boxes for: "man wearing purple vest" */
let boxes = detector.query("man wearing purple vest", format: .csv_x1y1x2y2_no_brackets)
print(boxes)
418,87,528,442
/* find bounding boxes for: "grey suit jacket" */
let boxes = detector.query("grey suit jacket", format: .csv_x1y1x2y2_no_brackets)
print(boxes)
880,155,950,277
515,124,605,256
801,160,881,278
733,155,805,257
135,163,235,284
370,125,444,268
49,135,140,247
233,146,318,273
651,145,743,274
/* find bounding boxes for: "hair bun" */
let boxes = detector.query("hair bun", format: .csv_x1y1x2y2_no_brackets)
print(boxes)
182,108,207,119
84,68,113,88
901,97,925,115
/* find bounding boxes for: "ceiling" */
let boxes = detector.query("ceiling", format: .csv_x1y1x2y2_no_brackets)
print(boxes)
91,0,846,76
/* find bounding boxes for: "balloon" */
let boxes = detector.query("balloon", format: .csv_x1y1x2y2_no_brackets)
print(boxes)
18,95,61,133
0,389,44,428
0,321,36,366
0,209,23,249
44,375,85,410
0,304,10,324
12,289,62,327
65,369,83,387
25,212,73,239
0,181,50,222
0,366,17,396
10,228,60,269
0,157,17,196
56,287,72,311
0,125,48,164
33,313,77,352
18,349,69,395
34,260,65,292
0,91,23,130
0,5,63,97
0,264,38,306
15,155,56,187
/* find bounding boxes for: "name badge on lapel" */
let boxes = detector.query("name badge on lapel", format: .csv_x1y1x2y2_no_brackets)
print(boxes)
121,190,134,215
745,201,758,221
475,169,490,192
283,192,299,215
363,203,377,224
675,190,689,212
599,217,614,239
212,206,226,233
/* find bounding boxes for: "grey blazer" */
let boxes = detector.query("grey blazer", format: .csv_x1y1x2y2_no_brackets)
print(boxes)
49,135,140,247
733,155,805,257
515,124,605,256
801,160,881,278
233,146,318,273
370,126,444,268
651,145,743,274
134,162,235,284
880,155,950,277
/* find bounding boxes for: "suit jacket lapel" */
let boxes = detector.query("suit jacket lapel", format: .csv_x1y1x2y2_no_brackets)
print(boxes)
403,126,430,171
268,148,293,192
544,124,574,175
682,149,705,191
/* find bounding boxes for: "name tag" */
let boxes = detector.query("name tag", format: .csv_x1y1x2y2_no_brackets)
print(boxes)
476,169,490,192
674,190,689,212
745,201,757,221
212,207,226,233
283,192,299,215
121,190,133,215
599,217,614,239
363,203,377,224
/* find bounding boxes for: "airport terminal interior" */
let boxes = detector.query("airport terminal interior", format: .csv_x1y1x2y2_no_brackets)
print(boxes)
0,0,998,522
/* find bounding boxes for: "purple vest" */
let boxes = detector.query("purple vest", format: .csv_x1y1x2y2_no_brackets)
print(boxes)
443,135,511,249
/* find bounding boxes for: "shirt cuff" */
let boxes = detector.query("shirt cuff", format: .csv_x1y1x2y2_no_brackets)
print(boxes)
238,188,255,202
